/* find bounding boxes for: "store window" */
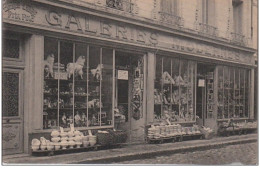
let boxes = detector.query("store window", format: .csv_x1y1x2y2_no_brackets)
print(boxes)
154,56,196,123
217,66,250,119
43,37,113,129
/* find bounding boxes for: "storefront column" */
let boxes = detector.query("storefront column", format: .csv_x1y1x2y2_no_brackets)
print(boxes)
146,52,155,124
249,68,255,119
24,34,44,136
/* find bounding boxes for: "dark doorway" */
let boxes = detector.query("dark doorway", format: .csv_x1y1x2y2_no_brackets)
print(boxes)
196,63,215,126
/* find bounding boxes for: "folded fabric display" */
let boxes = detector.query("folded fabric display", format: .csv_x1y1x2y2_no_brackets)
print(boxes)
162,72,175,85
174,75,185,86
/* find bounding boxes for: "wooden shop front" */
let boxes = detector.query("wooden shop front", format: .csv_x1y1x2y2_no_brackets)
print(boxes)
2,0,256,155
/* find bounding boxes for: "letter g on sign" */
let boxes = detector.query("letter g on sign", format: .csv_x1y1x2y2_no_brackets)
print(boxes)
46,11,62,26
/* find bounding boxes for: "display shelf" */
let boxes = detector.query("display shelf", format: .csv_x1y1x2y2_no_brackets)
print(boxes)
147,133,203,144
31,143,123,157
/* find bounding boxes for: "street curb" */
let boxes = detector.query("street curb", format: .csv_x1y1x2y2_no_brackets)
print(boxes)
73,137,257,164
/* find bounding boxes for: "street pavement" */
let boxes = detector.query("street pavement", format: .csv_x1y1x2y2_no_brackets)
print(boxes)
111,142,258,165
3,133,258,165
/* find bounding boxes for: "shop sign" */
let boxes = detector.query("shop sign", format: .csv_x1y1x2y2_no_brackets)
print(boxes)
198,79,205,87
117,70,128,80
43,11,253,65
3,0,37,22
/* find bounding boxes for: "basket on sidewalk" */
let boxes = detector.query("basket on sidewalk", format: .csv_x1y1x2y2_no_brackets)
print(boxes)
199,126,214,140
97,132,113,146
97,130,127,146
111,130,127,144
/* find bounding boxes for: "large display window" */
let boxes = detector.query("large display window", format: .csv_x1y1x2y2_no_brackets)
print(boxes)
154,55,196,123
43,37,114,129
217,66,250,119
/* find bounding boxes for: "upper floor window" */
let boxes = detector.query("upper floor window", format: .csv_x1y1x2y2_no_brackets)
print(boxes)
197,0,217,36
231,0,246,45
160,0,178,16
232,0,243,34
159,0,182,26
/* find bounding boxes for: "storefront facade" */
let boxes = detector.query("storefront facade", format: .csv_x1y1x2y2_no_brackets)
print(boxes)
2,0,256,155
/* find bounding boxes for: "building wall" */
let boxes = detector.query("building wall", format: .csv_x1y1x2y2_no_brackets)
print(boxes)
78,0,254,48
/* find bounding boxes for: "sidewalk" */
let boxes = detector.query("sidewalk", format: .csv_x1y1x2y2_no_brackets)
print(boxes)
3,133,258,164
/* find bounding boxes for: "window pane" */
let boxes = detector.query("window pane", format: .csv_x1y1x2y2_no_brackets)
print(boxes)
244,70,249,117
73,43,88,127
3,38,19,59
217,66,224,119
88,46,101,126
154,57,163,120
101,48,113,126
43,38,58,129
2,72,19,117
229,68,235,118
171,58,180,121
180,60,188,121
223,66,229,118
162,57,172,120
234,68,239,118
59,41,74,128
240,69,245,117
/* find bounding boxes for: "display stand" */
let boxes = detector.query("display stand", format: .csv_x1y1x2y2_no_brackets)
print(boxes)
218,126,257,136
31,143,123,157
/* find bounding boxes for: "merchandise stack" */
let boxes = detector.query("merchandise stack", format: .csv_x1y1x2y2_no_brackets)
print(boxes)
147,124,203,143
31,129,97,152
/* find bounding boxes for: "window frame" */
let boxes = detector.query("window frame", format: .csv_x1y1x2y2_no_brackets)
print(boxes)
42,37,115,130
154,55,197,124
216,65,250,121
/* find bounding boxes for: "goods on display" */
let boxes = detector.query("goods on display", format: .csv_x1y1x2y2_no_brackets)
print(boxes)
217,66,250,119
218,120,257,136
154,57,195,123
146,123,205,143
43,40,114,129
31,129,97,152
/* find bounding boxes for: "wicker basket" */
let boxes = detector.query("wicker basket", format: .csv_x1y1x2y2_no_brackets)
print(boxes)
97,130,127,146
111,130,127,144
97,132,113,146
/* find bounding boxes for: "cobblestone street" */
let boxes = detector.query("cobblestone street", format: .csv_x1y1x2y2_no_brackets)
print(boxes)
112,142,258,165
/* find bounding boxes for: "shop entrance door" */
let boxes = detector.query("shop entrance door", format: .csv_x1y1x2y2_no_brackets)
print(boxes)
2,69,24,155
115,51,145,143
196,63,216,129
